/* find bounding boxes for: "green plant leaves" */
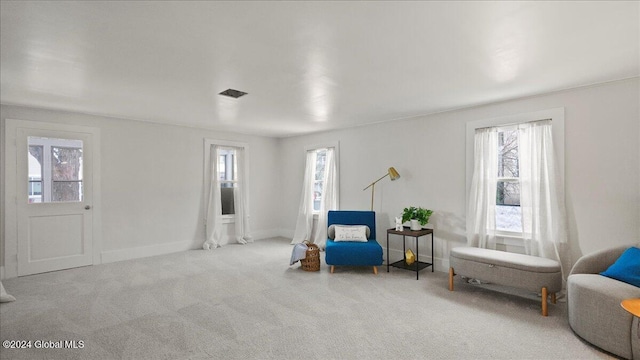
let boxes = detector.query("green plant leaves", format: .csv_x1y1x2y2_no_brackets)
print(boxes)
401,206,433,225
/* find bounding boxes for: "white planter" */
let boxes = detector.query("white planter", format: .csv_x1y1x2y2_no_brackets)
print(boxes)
410,219,422,231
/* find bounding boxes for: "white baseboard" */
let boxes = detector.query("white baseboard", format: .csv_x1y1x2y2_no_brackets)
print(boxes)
2,229,303,277
101,240,193,264
101,228,289,264
250,228,284,241
278,228,295,240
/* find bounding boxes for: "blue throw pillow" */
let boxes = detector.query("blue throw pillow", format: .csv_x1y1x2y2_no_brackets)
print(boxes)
600,247,640,288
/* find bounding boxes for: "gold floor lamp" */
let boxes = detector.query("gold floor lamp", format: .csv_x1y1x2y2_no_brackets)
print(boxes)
363,167,400,211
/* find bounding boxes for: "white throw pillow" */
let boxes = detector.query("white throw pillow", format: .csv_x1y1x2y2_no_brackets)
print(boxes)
328,225,370,240
333,225,368,242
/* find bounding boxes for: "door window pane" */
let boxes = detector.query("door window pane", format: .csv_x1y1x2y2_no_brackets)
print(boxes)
52,147,83,202
27,137,83,203
52,182,82,202
28,145,43,203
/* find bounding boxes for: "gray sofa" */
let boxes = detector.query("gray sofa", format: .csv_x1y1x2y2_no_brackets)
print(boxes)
567,244,640,359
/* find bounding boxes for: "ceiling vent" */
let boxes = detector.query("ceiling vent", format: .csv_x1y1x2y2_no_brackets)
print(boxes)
219,88,248,99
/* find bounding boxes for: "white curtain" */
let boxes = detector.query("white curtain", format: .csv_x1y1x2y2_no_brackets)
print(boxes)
292,148,337,249
0,281,16,303
203,145,222,250
467,127,499,249
519,120,567,270
315,147,337,249
292,151,316,245
233,147,252,244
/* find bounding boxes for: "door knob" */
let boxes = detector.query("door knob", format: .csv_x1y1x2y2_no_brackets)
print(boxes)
85,205,91,210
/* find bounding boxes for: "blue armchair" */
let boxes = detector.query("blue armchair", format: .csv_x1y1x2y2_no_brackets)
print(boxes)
325,210,384,274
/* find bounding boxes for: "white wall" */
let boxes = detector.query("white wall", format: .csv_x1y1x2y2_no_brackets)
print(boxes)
2,78,638,277
1,105,281,276
279,78,640,270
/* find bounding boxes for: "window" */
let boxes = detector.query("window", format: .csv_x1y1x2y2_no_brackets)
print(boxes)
496,127,522,233
27,137,83,203
291,143,338,245
203,139,249,225
312,149,327,212
218,147,236,215
466,108,565,252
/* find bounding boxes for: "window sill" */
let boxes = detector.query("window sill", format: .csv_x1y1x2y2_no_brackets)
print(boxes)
495,231,523,239
221,215,235,224
494,231,525,253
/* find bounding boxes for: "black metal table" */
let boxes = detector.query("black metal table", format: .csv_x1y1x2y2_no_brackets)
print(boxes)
386,227,434,280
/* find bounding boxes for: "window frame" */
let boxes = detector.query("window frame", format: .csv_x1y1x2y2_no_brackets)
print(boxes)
203,139,249,224
466,108,565,248
305,142,340,216
218,147,237,216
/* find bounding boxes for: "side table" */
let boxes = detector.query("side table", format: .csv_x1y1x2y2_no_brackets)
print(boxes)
621,298,640,340
386,227,434,280
621,298,640,317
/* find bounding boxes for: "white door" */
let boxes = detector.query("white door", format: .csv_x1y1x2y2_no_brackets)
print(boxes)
15,127,94,276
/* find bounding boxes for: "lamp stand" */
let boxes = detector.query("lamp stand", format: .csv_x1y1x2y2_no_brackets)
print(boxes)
364,173,390,211
370,182,375,211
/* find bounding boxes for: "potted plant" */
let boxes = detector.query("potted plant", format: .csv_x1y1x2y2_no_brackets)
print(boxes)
402,206,433,231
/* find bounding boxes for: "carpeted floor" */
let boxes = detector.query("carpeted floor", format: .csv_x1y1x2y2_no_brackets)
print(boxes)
0,237,613,359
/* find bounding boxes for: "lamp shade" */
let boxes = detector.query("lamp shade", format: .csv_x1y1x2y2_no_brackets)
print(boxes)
388,167,400,181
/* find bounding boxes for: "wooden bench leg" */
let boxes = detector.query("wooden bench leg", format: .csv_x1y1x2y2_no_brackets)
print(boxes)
541,287,548,316
551,292,557,304
449,267,455,291
330,265,335,274
373,266,378,275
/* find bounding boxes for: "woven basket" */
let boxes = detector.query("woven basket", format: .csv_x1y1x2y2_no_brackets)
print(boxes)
300,243,320,272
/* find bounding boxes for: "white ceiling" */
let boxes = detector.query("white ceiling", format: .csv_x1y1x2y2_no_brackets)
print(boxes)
1,1,638,138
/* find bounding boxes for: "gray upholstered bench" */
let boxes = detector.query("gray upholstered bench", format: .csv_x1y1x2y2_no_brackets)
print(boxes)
448,247,562,316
